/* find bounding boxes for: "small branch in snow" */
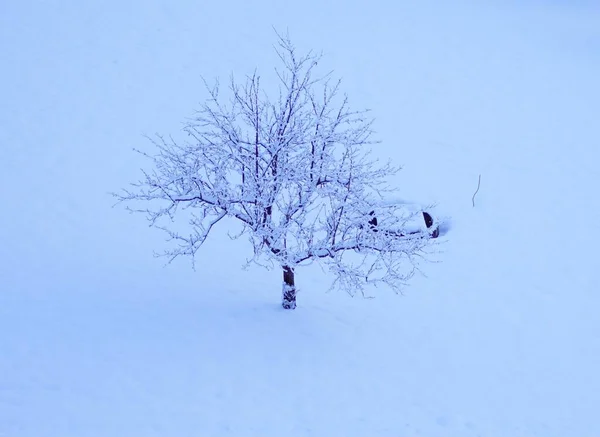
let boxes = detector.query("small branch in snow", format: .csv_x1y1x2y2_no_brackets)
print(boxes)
472,174,481,208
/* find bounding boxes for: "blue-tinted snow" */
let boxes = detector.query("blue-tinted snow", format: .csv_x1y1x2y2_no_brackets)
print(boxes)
1,1,599,436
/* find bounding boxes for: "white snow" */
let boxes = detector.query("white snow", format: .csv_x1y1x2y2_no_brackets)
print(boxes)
1,1,600,436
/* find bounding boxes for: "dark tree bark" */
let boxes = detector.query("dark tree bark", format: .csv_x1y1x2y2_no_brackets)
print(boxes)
368,210,378,232
422,211,439,238
282,266,297,310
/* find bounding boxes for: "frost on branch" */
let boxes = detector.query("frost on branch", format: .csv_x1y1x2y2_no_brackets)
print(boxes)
115,33,435,308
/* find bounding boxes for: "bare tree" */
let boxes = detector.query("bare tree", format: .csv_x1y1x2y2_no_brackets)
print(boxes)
115,34,434,309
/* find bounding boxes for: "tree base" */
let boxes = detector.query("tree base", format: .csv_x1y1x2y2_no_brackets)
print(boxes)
282,266,297,310
282,298,297,310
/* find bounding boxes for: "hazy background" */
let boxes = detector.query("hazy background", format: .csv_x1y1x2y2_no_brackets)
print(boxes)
2,1,598,294
2,1,600,436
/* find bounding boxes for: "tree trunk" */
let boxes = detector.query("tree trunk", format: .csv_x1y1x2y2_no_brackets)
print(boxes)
281,266,297,310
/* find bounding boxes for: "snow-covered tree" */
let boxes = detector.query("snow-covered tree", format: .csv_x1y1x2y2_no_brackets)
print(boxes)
116,34,435,309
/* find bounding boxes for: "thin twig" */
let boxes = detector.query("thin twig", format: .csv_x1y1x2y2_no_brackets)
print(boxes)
472,174,481,207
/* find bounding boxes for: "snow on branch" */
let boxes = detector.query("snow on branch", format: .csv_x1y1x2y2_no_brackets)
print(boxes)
114,32,435,296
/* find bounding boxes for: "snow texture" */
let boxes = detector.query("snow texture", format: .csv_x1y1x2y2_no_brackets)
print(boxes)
1,1,600,436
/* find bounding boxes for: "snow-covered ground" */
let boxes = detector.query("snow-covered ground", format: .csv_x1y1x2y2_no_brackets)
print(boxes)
1,1,599,436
